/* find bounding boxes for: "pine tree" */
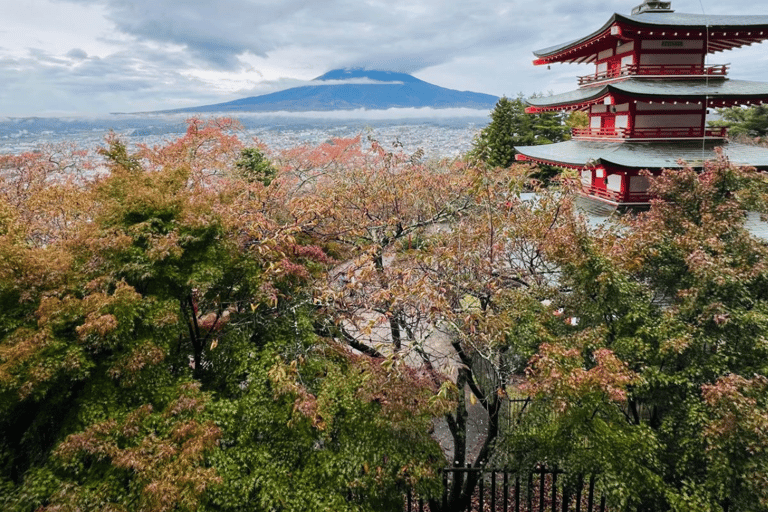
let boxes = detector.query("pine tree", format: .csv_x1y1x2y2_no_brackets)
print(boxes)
471,95,570,168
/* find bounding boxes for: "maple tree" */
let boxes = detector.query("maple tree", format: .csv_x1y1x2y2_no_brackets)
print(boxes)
3,117,768,512
0,121,450,512
495,154,768,511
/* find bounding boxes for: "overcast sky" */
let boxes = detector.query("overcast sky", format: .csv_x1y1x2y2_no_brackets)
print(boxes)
2,0,768,117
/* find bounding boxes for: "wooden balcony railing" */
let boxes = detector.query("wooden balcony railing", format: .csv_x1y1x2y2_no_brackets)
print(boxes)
578,63,729,85
571,126,728,139
581,184,651,205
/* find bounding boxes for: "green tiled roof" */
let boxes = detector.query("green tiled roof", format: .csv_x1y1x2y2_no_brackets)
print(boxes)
534,12,768,58
515,140,768,169
527,79,768,108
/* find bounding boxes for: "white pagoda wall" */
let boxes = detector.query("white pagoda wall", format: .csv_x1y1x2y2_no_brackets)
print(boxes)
638,53,703,66
634,101,704,129
638,39,705,67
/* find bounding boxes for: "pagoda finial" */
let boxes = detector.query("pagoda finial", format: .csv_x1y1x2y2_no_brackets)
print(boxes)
631,1,674,15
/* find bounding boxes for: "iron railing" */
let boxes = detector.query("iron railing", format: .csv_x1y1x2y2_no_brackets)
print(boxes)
405,466,608,512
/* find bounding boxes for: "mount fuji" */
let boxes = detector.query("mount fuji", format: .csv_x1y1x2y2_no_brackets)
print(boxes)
162,69,499,113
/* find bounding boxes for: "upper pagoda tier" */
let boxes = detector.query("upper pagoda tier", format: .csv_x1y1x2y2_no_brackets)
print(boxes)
533,4,768,73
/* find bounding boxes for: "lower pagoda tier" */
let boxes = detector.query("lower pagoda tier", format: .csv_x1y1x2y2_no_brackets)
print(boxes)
515,140,768,205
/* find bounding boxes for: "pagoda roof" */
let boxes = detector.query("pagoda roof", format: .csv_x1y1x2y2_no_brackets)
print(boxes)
526,78,768,112
514,140,768,169
534,12,768,64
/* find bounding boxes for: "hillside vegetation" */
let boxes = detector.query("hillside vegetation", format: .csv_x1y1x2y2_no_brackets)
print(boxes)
1,118,768,512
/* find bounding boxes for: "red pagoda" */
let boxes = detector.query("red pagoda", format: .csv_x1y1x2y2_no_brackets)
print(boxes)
514,0,768,206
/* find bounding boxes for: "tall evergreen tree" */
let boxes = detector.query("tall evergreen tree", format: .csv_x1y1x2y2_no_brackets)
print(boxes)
471,95,570,168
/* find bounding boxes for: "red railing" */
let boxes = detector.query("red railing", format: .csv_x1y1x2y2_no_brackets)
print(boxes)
578,63,729,85
581,184,651,205
571,127,627,138
571,126,727,139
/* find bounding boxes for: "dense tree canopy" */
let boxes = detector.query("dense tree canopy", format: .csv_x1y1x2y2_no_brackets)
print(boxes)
1,118,767,512
0,122,452,512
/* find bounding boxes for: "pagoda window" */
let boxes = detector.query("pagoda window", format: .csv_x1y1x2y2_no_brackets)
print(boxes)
639,52,703,66
616,115,629,130
629,175,650,193
590,116,602,129
634,114,701,128
616,41,634,55
620,54,634,68
598,48,614,60
581,170,592,186
607,174,623,192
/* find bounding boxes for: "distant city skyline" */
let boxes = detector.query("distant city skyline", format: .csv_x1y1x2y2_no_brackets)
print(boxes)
2,0,768,116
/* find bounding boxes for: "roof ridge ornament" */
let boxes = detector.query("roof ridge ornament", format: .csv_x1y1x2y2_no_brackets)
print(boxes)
631,1,674,15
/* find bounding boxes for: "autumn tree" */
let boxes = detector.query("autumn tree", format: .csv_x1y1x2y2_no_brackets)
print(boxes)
0,121,451,512
495,154,768,511
274,133,579,510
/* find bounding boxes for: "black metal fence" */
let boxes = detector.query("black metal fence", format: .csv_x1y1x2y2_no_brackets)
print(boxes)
405,466,607,512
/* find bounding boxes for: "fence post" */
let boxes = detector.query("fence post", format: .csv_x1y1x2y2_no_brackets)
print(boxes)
479,469,485,512
575,474,583,512
552,466,559,512
562,481,570,512
527,471,533,512
503,471,509,512
442,469,448,511
491,471,497,512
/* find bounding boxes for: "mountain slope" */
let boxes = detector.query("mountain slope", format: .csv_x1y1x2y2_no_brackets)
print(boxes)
164,69,499,113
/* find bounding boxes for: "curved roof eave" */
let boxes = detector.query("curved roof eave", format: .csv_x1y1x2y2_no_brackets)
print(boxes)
526,79,768,110
534,12,768,60
514,140,768,169
533,14,619,59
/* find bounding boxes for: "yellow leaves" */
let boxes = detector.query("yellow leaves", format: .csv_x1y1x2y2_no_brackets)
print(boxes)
523,341,641,411
146,231,183,262
51,383,222,512
76,314,118,340
108,341,166,384
660,334,693,355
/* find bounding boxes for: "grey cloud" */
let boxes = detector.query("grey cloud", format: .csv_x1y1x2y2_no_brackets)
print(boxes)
57,0,547,73
66,48,88,60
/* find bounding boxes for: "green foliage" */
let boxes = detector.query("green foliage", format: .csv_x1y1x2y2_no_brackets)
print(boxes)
0,126,450,512
470,95,570,169
7,119,768,512
710,104,768,140
235,147,277,186
498,155,768,510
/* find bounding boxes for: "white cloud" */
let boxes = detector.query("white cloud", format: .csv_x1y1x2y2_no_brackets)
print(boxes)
0,0,767,115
